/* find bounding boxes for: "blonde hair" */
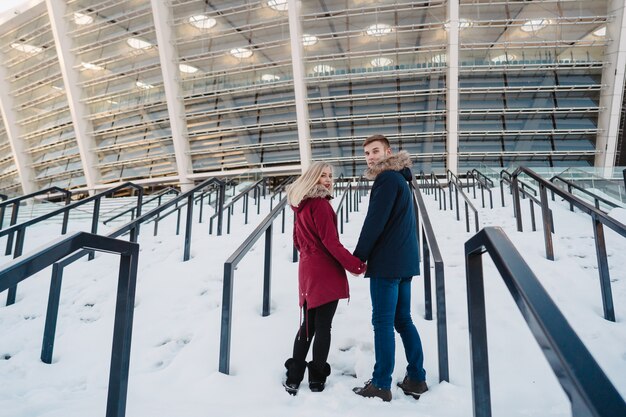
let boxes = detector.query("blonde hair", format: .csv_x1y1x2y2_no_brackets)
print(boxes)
287,162,334,207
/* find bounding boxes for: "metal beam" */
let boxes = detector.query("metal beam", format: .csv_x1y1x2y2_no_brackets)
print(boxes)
595,0,626,174
447,0,460,174
287,0,312,172
0,51,37,195
46,0,100,194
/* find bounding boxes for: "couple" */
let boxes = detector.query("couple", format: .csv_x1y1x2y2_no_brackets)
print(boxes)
282,134,427,402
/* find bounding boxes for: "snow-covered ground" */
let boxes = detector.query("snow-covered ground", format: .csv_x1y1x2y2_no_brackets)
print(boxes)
0,183,624,417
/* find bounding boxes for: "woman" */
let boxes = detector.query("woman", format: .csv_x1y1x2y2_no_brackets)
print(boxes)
283,162,366,395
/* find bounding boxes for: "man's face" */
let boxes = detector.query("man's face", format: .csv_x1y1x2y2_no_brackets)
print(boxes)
363,141,392,168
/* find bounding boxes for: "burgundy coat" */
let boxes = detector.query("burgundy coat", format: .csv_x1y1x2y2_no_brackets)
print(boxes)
292,185,365,310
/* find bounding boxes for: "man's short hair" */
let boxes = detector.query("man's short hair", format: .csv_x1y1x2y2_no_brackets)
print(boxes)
363,134,390,149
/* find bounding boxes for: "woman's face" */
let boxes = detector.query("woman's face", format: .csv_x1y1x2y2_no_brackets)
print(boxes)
318,167,332,190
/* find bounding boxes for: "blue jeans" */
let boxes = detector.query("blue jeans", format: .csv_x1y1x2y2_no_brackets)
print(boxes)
369,277,426,390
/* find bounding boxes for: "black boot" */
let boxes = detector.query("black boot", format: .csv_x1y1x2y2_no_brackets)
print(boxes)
307,362,331,392
283,358,307,395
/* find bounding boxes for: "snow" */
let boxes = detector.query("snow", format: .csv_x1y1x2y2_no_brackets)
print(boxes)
0,183,625,417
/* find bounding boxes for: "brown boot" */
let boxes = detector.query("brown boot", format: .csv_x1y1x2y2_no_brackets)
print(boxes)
352,380,392,402
397,375,428,399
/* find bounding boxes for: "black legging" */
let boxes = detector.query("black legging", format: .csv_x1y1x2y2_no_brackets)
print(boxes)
292,300,338,367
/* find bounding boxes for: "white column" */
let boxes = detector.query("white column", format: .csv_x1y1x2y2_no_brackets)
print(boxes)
287,0,312,172
446,0,460,175
0,52,37,194
46,0,99,194
595,0,626,176
150,0,194,192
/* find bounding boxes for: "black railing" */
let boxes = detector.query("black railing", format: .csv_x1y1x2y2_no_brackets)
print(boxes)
269,176,296,210
209,178,265,235
0,183,143,305
410,178,449,383
103,187,180,225
430,172,448,210
447,171,479,232
466,170,494,209
0,193,7,229
37,178,225,366
335,182,353,234
500,170,554,233
219,197,288,374
465,226,626,417
0,231,139,417
511,167,626,322
0,186,73,251
550,175,621,212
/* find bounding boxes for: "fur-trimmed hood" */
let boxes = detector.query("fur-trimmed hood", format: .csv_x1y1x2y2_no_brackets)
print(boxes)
364,150,413,180
293,184,332,212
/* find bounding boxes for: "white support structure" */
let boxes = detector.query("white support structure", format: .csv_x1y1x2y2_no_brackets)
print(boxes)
150,0,194,192
595,0,626,176
0,51,37,194
287,0,312,172
46,0,100,194
446,0,460,174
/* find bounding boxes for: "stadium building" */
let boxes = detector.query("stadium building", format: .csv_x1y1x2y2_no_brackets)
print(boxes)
0,0,624,195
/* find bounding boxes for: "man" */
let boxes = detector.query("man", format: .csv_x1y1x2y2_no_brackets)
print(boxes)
352,134,427,402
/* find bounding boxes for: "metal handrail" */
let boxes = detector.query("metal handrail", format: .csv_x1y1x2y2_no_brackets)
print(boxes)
335,182,353,234
219,197,288,374
410,177,449,383
430,172,448,210
0,186,73,248
511,167,626,322
465,226,626,417
447,170,479,232
209,178,265,234
550,175,621,212
0,231,139,417
103,187,180,225
37,178,226,366
0,193,6,230
500,170,554,233
0,182,143,305
467,170,494,209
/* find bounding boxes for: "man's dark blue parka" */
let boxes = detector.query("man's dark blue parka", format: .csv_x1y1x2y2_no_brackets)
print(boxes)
353,151,420,278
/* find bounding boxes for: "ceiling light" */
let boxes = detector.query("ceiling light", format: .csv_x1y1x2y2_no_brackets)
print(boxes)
444,18,473,30
313,64,335,73
261,74,280,82
179,63,199,73
136,81,154,89
127,37,153,50
81,62,104,71
366,23,392,37
188,15,216,29
10,42,43,55
302,34,318,46
230,47,253,59
592,26,606,37
267,0,288,11
371,57,393,67
521,19,550,32
491,53,516,63
73,12,93,25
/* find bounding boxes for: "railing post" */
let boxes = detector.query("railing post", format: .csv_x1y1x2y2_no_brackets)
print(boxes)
41,263,64,364
454,183,460,221
198,193,205,223
176,206,182,236
434,260,449,382
6,227,26,305
61,193,71,235
217,183,225,236
88,198,102,261
183,193,194,262
512,177,523,231
591,215,616,322
465,246,492,417
539,184,554,261
4,202,19,255
262,225,272,317
465,202,470,232
422,228,432,321
105,246,139,417
219,263,235,374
